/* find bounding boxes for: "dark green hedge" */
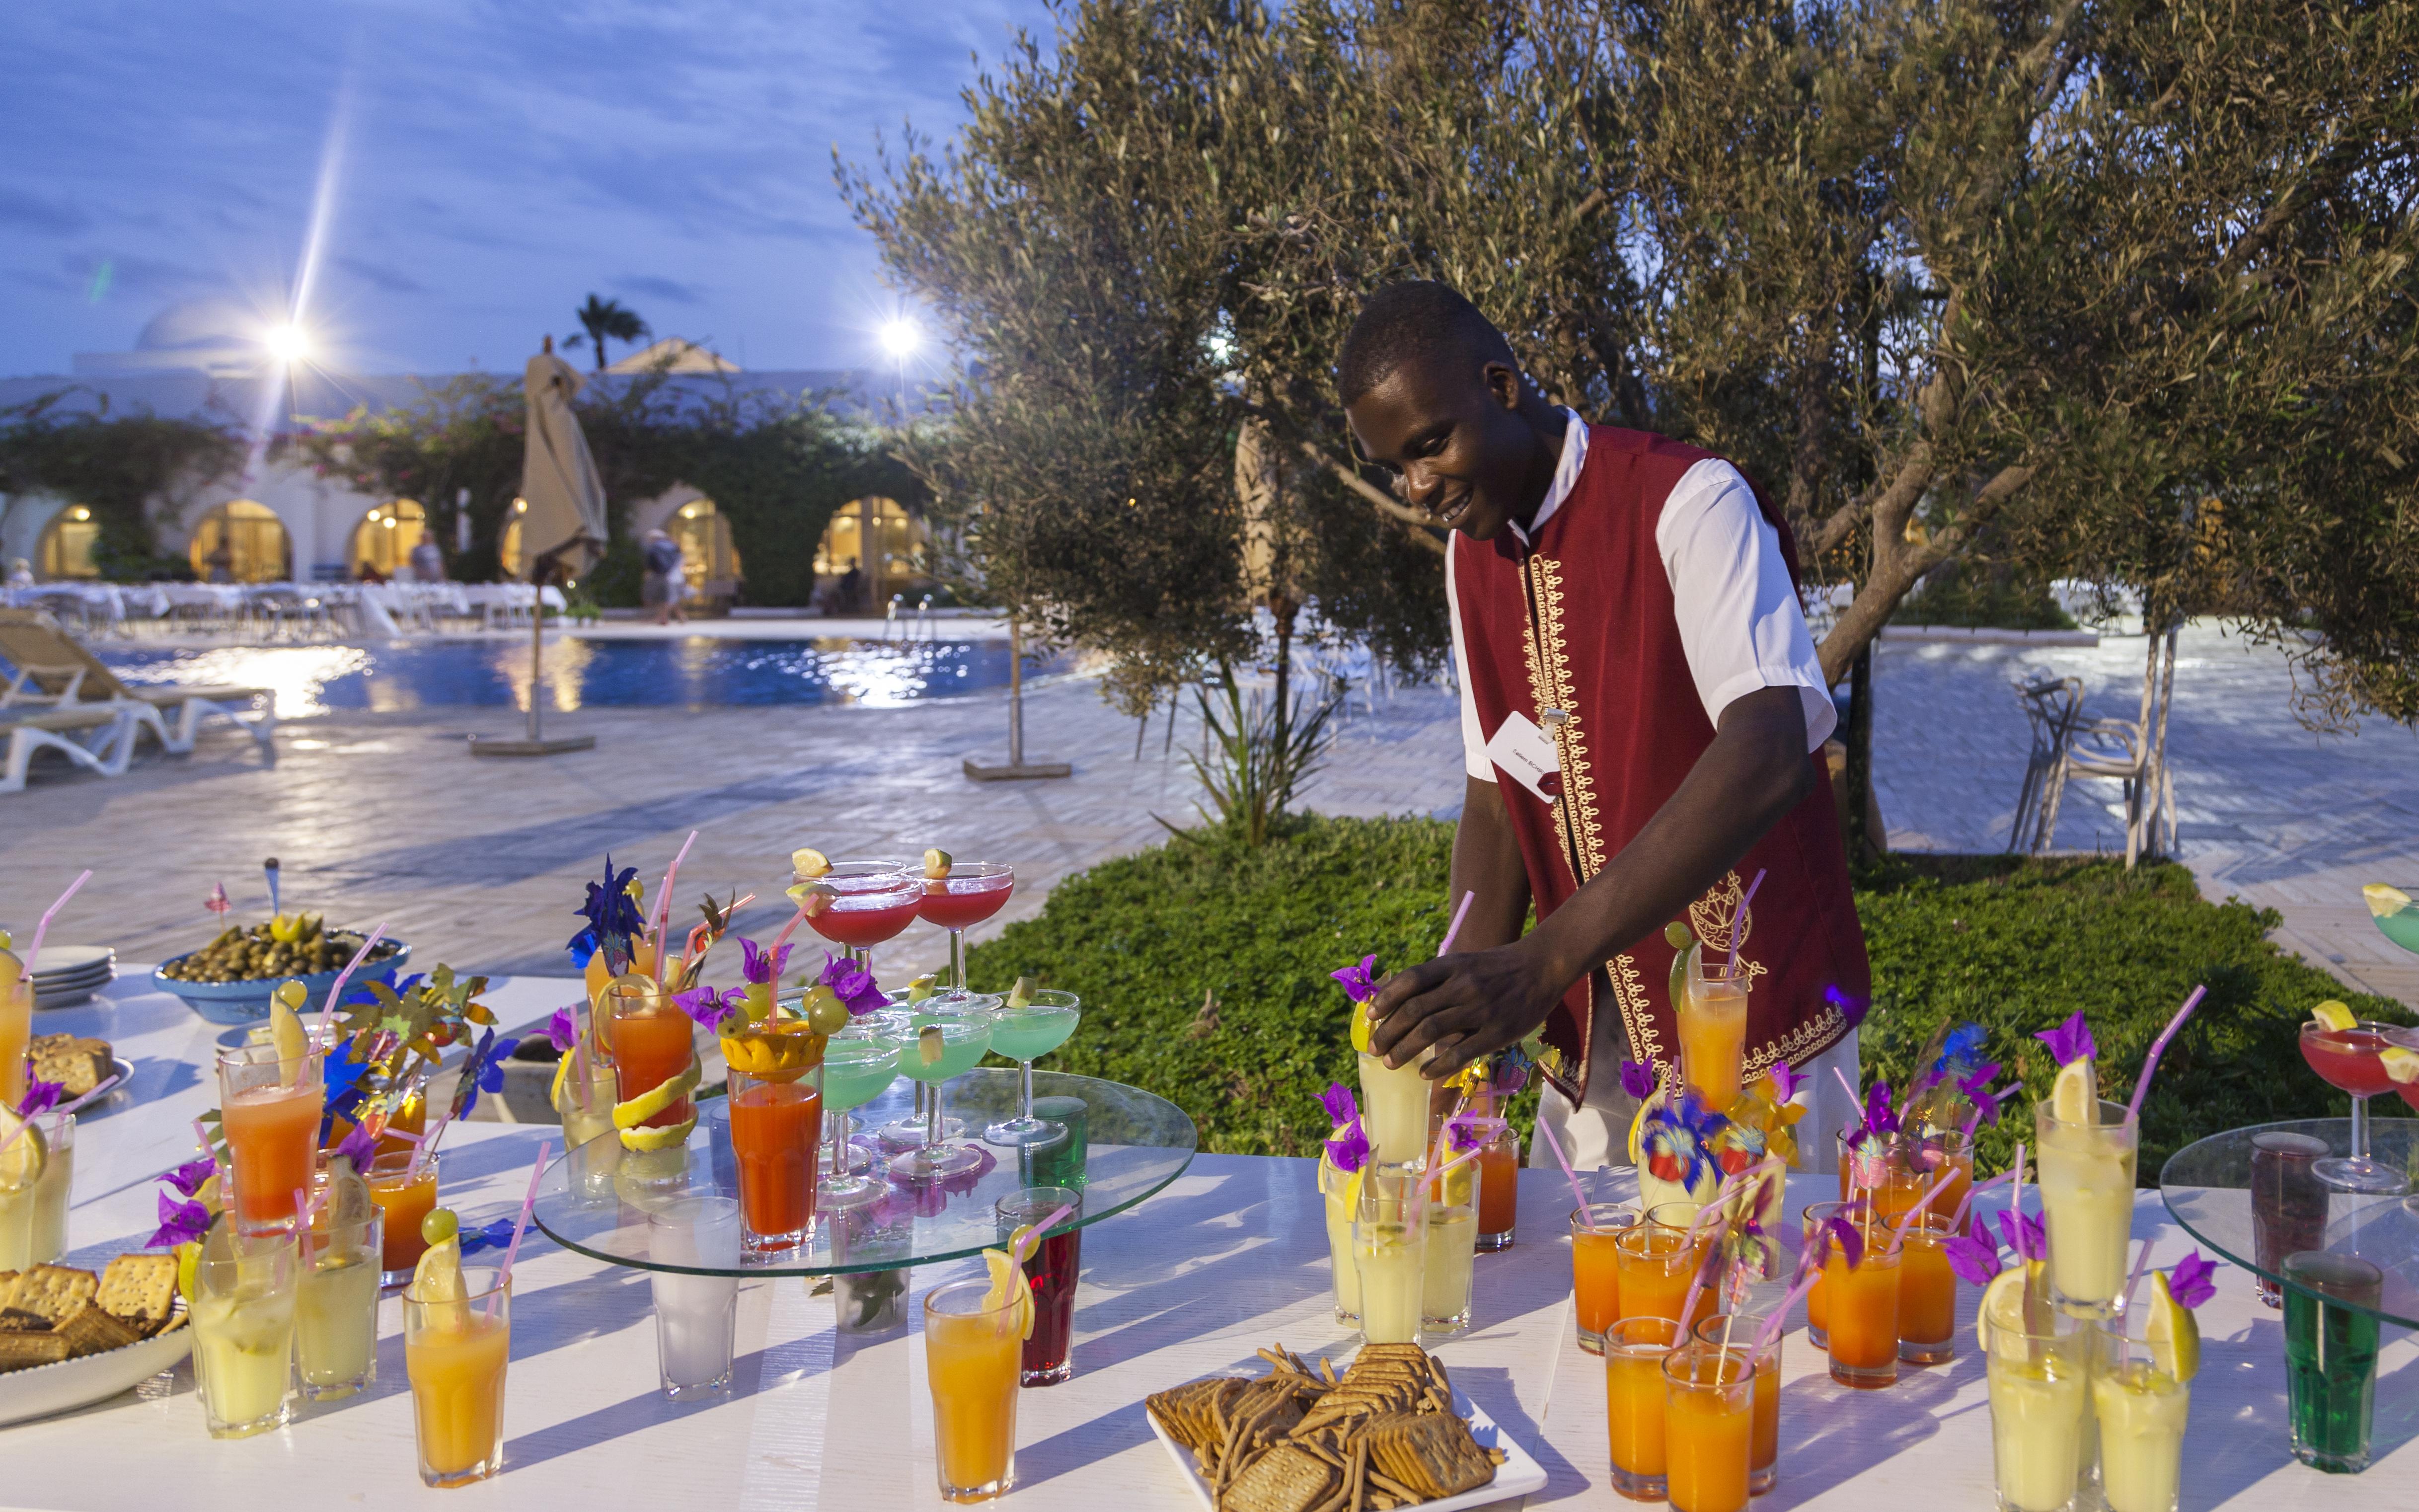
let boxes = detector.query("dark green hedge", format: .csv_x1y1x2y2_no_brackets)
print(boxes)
968,819,2410,1177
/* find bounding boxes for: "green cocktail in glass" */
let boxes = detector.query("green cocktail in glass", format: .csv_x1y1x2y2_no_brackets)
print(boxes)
818,1021,903,1209
984,990,1081,1148
2283,1251,2383,1474
888,1008,995,1182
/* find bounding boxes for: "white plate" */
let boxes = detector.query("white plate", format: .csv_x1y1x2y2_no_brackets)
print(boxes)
1147,1379,1547,1511
0,1323,191,1428
27,945,114,978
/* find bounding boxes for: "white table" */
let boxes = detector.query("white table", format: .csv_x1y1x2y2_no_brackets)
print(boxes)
10,994,2415,1507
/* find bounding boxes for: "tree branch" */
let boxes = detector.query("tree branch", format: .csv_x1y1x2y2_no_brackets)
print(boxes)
1297,440,1447,555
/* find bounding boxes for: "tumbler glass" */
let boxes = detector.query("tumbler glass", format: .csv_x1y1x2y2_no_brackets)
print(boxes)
297,1207,383,1400
2249,1131,2329,1308
1605,1314,1685,1501
404,1266,511,1487
1695,1311,1779,1496
1662,1339,1755,1512
2092,1312,2190,1512
995,1186,1082,1386
190,1223,300,1438
1569,1203,1638,1353
647,1195,741,1399
924,1277,1024,1502
2283,1251,2382,1474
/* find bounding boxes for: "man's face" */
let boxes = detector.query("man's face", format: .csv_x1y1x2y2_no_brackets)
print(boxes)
1345,358,1534,541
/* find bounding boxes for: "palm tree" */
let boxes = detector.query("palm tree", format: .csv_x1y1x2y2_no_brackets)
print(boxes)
567,295,649,373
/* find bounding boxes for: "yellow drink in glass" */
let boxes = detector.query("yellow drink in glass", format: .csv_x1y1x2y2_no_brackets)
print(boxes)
1318,1157,1361,1324
191,1227,300,1438
0,1111,72,1270
1353,1162,1427,1345
405,1268,512,1487
1356,1050,1432,1166
924,1278,1024,1502
1422,1199,1478,1336
2035,1097,2138,1317
298,1210,382,1400
1984,1300,2094,1512
2094,1327,2190,1512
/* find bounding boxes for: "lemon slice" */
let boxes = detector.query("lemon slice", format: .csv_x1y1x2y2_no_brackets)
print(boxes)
981,1246,1036,1339
1976,1266,2027,1352
906,975,937,1004
0,1107,48,1194
1342,1164,1369,1218
791,848,832,879
619,1119,695,1152
2381,1047,2419,1085
270,980,310,1063
787,881,837,915
2144,1272,2199,1382
2309,999,2356,1033
175,1238,203,1304
2051,1057,2097,1124
1350,1003,1374,1055
270,912,302,944
612,1060,701,1129
1007,975,1035,1010
918,1024,945,1067
2364,883,2412,919
923,848,954,879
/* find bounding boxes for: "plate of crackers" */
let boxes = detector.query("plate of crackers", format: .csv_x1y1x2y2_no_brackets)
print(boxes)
1145,1343,1546,1512
0,1254,190,1428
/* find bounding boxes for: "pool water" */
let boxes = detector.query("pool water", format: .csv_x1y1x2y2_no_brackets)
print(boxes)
102,637,1056,718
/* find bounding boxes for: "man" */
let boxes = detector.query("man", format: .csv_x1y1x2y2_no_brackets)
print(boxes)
1343,282,1869,1173
642,528,686,626
409,529,446,585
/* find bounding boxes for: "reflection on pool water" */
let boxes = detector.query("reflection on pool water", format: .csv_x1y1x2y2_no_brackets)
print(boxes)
101,637,1058,719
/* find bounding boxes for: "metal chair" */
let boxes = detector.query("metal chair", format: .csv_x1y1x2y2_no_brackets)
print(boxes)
2007,673,2084,853
2036,627,2180,866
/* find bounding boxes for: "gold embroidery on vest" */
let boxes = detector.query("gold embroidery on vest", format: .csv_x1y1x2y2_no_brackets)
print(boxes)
1743,1003,1846,1081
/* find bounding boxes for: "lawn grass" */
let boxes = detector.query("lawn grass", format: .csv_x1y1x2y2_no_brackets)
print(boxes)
967,816,2410,1181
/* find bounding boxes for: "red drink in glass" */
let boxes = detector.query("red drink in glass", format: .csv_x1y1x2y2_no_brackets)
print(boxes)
997,1187,1081,1386
2302,1028,2397,1097
810,893,925,949
1477,1134,1518,1248
729,1071,821,1250
613,1010,697,1130
921,875,1014,930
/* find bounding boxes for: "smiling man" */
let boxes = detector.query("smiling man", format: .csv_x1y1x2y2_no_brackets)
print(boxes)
1342,281,1869,1173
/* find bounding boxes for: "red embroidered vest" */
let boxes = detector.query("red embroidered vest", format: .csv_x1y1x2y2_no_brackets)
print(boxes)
1450,425,1870,1105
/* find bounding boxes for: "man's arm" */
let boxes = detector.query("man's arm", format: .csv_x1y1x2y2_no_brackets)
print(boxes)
1370,685,1815,1078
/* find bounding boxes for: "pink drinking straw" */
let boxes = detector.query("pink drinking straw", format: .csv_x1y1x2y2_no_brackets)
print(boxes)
1947,1167,2016,1233
1724,869,1766,977
1534,1114,1599,1231
2127,985,2207,1122
1750,1264,1826,1367
648,832,699,985
193,1118,227,1190
766,901,813,959
998,1200,1075,1335
407,1103,454,1182
1436,891,1475,957
489,1139,551,1319
302,922,388,1086
1887,1165,1965,1251
23,869,92,977
1675,1158,1783,1328
0,1073,121,1155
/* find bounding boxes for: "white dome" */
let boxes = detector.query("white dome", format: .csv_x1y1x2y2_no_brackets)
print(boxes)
136,298,266,353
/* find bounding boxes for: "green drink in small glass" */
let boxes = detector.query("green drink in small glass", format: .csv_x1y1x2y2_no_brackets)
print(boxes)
985,988,1081,1148
818,1021,903,1209
2283,1251,2383,1473
887,1008,995,1182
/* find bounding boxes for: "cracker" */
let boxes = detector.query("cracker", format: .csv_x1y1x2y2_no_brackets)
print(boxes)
1219,1442,1337,1512
8,1265,98,1324
97,1253,178,1337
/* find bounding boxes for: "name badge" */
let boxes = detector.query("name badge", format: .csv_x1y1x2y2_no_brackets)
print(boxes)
1486,709,1564,803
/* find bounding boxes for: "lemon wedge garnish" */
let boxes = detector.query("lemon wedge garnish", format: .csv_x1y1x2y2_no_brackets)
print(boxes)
787,881,836,916
923,848,954,879
2309,999,2356,1033
612,1061,701,1128
791,848,832,879
2051,1057,2097,1124
981,1246,1036,1339
0,1107,47,1194
2379,1047,2419,1085
1007,975,1035,1010
1351,1003,1374,1055
1976,1266,2027,1352
2364,883,2412,919
906,974,937,1004
918,1024,945,1067
619,1120,694,1151
2144,1272,2199,1382
174,1238,203,1304
270,980,310,1063
1343,1164,1369,1218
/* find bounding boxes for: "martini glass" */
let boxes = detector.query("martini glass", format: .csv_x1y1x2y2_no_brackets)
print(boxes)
919,862,1015,990
801,861,925,975
2299,1019,2413,1194
888,1003,997,1182
874,989,999,1150
817,1016,905,1210
2366,884,2419,954
984,989,1081,1147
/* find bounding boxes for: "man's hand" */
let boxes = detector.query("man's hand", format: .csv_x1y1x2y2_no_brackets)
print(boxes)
1367,939,1566,1081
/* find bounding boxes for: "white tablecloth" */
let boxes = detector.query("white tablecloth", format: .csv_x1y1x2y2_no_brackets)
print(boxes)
9,981,2415,1507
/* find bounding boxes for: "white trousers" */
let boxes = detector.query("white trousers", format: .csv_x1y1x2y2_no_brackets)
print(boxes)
1527,1026,1859,1178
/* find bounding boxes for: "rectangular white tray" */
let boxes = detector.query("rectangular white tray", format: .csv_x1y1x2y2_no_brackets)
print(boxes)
1147,1381,1548,1512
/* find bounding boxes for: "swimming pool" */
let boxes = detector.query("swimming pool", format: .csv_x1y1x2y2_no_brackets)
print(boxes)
101,637,1060,718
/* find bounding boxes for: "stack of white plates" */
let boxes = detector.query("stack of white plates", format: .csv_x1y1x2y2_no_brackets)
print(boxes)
27,945,114,1009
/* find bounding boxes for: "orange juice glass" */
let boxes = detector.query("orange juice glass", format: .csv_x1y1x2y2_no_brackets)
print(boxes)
1897,1210,1958,1365
218,1045,323,1227
0,978,30,1107
1571,1204,1638,1353
1476,1123,1520,1250
1678,951,1749,1112
1614,1221,1710,1332
924,1277,1024,1501
369,1149,440,1285
611,995,697,1132
1606,1314,1684,1500
1695,1313,1779,1496
1802,1201,1845,1349
404,1266,510,1487
729,1066,822,1253
1663,1340,1755,1512
1824,1227,1901,1388
1912,1130,1975,1233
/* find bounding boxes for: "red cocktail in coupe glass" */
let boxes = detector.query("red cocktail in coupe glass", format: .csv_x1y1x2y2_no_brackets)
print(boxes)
2298,1019,2413,1195
803,861,926,965
921,863,1015,990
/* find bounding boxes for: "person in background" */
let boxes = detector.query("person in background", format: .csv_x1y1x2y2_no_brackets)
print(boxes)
642,528,687,626
408,529,446,584
5,558,32,589
356,558,388,585
205,540,235,584
837,559,864,616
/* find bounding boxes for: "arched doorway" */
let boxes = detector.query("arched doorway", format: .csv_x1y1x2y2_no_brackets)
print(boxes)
36,506,102,580
812,497,926,613
349,500,426,579
669,498,742,601
188,500,291,583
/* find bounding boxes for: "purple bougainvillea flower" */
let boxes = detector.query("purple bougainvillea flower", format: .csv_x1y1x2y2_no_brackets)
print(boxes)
1826,984,1870,1029
739,936,792,986
2169,1250,2219,1309
1319,1082,1359,1130
1944,1232,2005,1287
330,1121,378,1170
1825,1209,1866,1273
675,984,741,1033
1864,1080,1901,1137
1620,1059,1659,1100
1959,1070,2005,1127
14,1078,64,1118
148,1191,212,1250
1766,1060,1805,1103
819,953,887,1015
1325,1117,1371,1174
1997,1209,2048,1263
1330,956,1381,1004
2036,1011,2097,1067
547,1005,579,1052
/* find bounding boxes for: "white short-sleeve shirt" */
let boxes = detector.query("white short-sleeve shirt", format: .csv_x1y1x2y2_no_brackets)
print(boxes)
1448,411,1837,782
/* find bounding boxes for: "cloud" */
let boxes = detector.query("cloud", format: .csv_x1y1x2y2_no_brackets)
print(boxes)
334,255,426,293
613,274,704,305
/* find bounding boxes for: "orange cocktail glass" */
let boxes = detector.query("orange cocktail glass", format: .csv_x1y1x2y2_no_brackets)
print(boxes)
0,979,30,1107
1897,1211,1957,1365
729,1066,823,1253
1606,1315,1684,1501
1571,1204,1637,1352
218,1045,323,1227
1696,1314,1779,1496
611,996,697,1132
925,1277,1024,1502
1476,1124,1520,1250
1824,1226,1901,1388
1614,1223,1710,1332
1663,1340,1755,1512
1677,950,1749,1112
369,1149,440,1284
1802,1201,1848,1349
404,1267,511,1487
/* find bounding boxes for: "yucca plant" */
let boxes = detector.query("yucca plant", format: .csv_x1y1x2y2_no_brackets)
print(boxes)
1175,662,1343,848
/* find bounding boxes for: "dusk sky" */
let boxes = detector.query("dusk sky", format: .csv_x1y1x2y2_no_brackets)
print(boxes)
1,0,1054,380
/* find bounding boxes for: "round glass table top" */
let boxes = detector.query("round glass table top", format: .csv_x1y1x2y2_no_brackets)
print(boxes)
2159,1117,2419,1327
531,1068,1196,1277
